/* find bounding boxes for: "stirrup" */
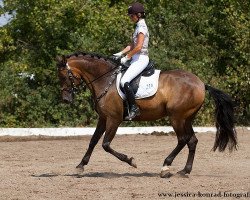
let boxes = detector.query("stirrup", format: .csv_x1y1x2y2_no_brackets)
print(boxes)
125,107,140,121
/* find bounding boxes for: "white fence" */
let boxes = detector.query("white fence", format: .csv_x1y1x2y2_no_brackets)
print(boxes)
0,126,249,137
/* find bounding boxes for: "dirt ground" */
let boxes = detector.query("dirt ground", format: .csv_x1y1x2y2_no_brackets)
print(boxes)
0,128,249,200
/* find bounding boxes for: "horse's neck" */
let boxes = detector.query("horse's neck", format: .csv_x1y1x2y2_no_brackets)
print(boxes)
78,58,116,100
79,58,114,81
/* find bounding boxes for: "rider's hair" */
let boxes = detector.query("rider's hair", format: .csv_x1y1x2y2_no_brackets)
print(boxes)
137,12,146,19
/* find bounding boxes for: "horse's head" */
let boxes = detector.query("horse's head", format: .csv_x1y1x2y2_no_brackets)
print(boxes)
56,56,83,104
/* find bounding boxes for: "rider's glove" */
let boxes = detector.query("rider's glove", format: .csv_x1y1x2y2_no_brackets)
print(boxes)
113,52,123,58
121,55,131,65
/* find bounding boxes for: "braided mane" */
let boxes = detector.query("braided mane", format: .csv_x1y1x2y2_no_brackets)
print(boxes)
66,51,118,63
57,51,119,69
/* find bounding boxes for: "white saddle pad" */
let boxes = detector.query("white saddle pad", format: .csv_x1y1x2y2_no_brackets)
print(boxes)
116,70,161,100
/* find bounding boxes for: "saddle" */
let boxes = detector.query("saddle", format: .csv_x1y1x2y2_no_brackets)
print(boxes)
120,60,155,94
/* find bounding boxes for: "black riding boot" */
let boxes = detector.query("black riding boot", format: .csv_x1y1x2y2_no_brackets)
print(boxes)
123,82,140,120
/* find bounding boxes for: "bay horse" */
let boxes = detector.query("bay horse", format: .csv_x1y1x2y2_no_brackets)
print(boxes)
57,52,237,177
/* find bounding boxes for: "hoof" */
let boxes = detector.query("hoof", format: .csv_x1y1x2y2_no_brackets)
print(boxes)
75,165,84,175
176,170,189,178
76,163,84,170
129,157,137,168
160,166,173,178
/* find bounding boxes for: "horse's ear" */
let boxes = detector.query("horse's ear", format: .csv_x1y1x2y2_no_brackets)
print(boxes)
55,55,66,63
55,55,67,68
55,55,61,62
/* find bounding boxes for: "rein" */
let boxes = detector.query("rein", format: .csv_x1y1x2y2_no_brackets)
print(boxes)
86,65,120,86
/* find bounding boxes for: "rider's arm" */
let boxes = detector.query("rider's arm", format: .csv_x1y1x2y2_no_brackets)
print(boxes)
121,43,134,54
126,33,145,59
114,43,133,58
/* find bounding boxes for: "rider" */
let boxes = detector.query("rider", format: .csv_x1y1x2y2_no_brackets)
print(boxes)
113,2,149,120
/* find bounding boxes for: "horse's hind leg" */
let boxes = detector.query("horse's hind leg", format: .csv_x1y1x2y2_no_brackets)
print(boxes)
161,119,188,177
76,117,106,169
102,118,137,168
177,122,198,176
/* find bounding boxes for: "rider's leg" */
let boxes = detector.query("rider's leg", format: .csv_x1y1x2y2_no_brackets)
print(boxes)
123,82,140,120
120,54,149,120
120,54,149,88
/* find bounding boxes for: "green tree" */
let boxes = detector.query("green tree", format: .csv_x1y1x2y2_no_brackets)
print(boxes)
0,0,249,127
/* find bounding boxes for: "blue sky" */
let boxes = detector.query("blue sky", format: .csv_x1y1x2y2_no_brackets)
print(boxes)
0,0,12,26
0,14,11,26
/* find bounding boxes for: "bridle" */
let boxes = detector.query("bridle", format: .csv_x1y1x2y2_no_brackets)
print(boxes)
63,62,120,102
60,63,82,95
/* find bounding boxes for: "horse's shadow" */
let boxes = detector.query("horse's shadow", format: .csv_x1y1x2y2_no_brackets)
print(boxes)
31,171,230,179
68,172,159,178
31,172,159,179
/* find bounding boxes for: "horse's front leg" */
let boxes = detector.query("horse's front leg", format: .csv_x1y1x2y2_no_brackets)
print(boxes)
76,117,106,169
102,118,137,168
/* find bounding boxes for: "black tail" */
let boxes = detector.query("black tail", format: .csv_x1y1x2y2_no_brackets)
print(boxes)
205,84,237,152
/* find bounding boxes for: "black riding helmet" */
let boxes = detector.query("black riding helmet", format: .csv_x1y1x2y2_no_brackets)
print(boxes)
128,2,145,15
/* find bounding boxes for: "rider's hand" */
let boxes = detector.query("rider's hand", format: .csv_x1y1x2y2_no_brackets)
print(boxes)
113,52,123,58
121,56,130,65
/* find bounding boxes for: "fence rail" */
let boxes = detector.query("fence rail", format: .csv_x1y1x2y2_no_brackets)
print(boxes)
0,127,249,137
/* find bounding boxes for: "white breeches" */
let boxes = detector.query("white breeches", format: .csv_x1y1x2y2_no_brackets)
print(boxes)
120,54,149,88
